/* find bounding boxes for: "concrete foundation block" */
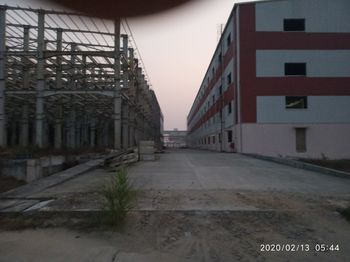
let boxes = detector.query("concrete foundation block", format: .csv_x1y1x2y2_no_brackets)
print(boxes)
139,154,156,161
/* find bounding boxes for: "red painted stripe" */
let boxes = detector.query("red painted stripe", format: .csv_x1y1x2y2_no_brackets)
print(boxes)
239,4,350,123
239,4,257,123
188,43,234,125
255,77,350,96
189,84,235,134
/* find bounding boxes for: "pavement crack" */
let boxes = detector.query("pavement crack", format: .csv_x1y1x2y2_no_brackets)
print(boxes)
111,250,120,262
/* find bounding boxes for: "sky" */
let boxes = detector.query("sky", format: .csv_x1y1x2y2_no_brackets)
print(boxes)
0,0,261,130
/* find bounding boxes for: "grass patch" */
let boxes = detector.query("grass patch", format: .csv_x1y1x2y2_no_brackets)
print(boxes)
100,167,135,227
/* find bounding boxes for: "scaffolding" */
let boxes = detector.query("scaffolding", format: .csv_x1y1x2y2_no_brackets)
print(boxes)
0,5,163,150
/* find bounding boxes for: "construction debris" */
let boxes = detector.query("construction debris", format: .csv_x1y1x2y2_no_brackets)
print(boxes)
105,148,139,171
139,140,156,161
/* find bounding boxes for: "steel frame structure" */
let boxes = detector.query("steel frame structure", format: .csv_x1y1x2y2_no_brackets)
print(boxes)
0,5,163,150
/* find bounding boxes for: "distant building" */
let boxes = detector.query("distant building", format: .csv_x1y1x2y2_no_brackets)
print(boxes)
187,0,350,159
163,129,187,148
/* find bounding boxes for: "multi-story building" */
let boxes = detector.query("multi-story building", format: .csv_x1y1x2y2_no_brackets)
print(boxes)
163,129,187,148
187,0,350,159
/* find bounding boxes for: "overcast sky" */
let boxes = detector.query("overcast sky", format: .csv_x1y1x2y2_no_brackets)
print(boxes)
0,0,261,130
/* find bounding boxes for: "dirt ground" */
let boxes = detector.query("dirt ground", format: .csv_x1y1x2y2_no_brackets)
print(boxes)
1,150,350,261
1,190,350,262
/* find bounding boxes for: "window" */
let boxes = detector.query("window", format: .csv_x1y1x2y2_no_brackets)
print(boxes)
227,73,232,85
212,95,215,104
212,136,216,144
228,102,232,114
219,85,222,96
295,128,307,152
218,52,222,64
284,19,305,31
219,134,222,143
208,136,211,144
227,130,233,143
226,33,232,47
286,96,308,109
285,63,306,76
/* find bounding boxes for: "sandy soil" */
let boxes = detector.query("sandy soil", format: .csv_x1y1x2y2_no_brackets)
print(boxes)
1,190,349,262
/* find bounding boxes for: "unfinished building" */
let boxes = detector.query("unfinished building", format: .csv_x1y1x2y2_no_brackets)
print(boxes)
0,5,163,151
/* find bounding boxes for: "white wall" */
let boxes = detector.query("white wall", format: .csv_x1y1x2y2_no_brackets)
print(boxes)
257,96,350,123
256,50,350,77
255,0,350,33
241,123,350,159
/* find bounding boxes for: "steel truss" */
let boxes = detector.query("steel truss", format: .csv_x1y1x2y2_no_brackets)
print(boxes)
0,5,163,150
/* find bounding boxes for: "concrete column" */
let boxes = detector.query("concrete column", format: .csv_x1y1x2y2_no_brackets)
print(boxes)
56,29,63,90
81,115,88,147
35,10,45,148
122,34,129,89
90,117,96,147
103,120,109,148
82,55,87,88
128,48,136,98
10,120,17,146
19,27,30,147
122,102,129,149
43,120,49,147
22,26,30,89
113,19,122,150
121,35,129,149
54,106,62,149
76,117,81,148
128,109,135,147
69,43,77,89
68,109,76,148
20,104,29,147
128,48,136,147
0,7,6,147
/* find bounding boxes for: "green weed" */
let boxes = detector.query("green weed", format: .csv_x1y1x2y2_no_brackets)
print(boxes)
100,167,135,227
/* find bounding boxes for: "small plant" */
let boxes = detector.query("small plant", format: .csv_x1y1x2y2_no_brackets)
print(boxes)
100,167,135,227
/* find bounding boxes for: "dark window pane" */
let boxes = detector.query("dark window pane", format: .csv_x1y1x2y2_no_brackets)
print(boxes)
295,128,307,152
227,73,232,84
227,130,233,143
284,19,305,31
227,33,231,47
228,102,232,114
285,63,306,76
286,96,308,109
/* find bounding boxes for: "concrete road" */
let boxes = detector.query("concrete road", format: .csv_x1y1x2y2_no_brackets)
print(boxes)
128,149,350,194
1,149,350,262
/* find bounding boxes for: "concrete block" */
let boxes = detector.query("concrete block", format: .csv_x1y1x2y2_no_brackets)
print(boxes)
26,159,42,182
140,154,156,161
0,159,27,181
139,147,154,154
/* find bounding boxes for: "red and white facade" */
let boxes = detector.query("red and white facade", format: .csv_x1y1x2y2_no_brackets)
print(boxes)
187,0,350,159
